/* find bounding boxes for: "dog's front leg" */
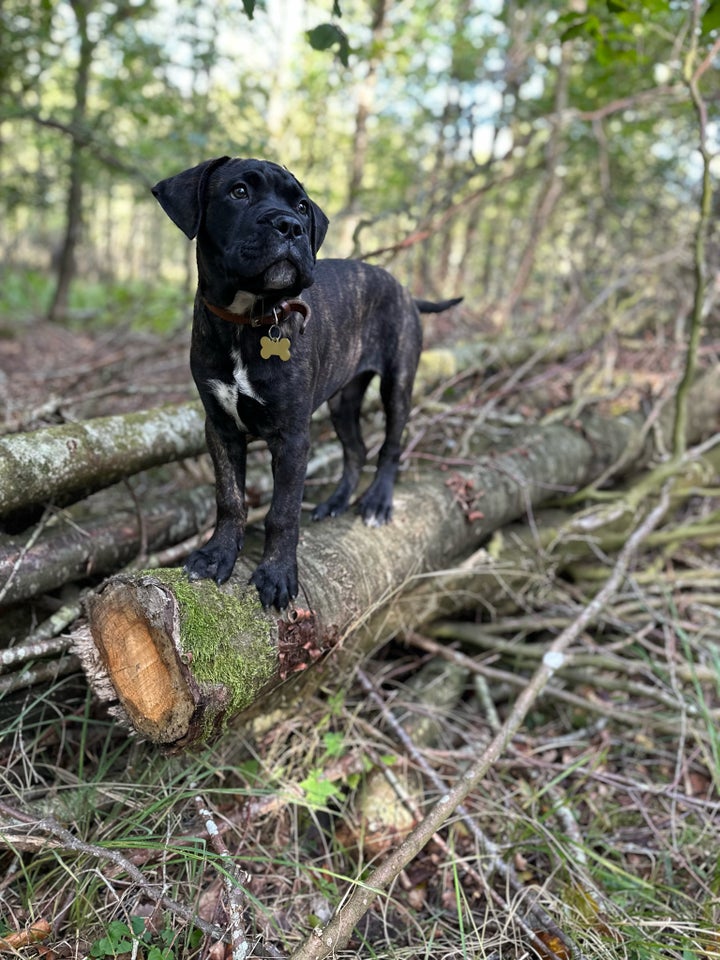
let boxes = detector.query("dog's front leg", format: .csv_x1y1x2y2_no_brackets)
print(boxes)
186,417,248,585
250,431,310,609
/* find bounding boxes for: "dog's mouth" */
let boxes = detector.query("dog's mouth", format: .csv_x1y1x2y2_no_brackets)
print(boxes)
263,259,298,290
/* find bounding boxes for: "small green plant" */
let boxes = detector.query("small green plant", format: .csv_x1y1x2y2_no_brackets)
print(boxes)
89,917,177,959
89,920,135,958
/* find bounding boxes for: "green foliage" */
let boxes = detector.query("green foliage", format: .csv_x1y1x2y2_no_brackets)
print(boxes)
89,920,134,958
298,729,351,807
0,0,716,330
0,267,187,333
703,0,720,34
307,22,350,66
299,770,343,807
89,916,185,959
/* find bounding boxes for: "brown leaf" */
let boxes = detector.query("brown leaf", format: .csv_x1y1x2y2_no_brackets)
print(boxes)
533,930,571,960
0,920,52,952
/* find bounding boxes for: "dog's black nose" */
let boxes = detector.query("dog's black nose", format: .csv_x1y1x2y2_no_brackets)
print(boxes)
272,214,303,239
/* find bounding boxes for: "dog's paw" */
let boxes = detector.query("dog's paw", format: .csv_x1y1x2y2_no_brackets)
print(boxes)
312,495,349,522
356,487,393,527
312,480,354,522
250,561,298,610
185,543,239,585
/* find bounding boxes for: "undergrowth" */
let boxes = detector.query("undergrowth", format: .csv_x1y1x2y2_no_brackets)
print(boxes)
2,559,720,958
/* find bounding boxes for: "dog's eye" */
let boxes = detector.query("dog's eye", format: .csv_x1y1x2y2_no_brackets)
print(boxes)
230,184,248,200
296,199,309,215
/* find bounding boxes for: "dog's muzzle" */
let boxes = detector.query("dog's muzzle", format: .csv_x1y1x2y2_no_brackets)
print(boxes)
264,260,298,289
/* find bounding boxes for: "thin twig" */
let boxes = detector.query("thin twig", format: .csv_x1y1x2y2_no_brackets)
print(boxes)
0,803,229,944
0,509,50,605
193,794,254,960
357,669,585,960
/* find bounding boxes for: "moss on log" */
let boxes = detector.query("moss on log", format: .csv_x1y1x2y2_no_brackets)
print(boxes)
84,568,277,744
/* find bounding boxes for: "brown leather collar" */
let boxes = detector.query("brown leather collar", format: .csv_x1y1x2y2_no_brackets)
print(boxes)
203,297,311,331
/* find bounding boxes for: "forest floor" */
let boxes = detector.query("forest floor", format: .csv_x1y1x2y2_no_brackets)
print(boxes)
1,304,719,960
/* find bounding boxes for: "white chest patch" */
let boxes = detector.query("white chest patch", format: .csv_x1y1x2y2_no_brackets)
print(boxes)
207,349,265,432
231,349,264,404
208,379,246,431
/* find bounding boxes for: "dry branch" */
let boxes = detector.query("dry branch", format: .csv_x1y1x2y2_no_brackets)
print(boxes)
78,367,719,747
288,487,672,960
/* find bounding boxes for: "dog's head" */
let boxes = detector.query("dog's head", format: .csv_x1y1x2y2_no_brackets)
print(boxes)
152,157,329,308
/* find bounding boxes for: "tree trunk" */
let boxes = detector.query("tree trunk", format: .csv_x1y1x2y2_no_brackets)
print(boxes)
495,42,570,326
78,367,720,747
337,0,389,255
0,402,205,529
48,0,94,322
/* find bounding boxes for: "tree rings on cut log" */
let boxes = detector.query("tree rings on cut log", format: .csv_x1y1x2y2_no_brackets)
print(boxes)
86,578,195,743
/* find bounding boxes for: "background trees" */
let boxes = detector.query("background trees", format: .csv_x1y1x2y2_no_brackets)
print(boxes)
1,0,716,332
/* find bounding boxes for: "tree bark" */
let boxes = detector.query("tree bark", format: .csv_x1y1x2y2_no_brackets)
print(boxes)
0,402,205,529
78,366,720,747
0,486,214,605
47,0,94,323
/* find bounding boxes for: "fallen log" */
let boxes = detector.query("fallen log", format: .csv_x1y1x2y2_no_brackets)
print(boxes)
77,367,720,746
0,485,215,605
0,346,469,533
0,402,205,530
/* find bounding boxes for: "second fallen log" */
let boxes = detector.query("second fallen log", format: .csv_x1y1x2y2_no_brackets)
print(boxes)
0,402,205,529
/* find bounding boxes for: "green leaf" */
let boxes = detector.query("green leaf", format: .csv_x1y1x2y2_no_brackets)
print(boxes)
130,917,148,940
147,948,174,960
306,23,350,66
241,0,256,18
90,921,135,957
702,0,720,34
560,15,601,43
332,1,342,16
322,731,345,757
107,922,132,941
300,771,341,806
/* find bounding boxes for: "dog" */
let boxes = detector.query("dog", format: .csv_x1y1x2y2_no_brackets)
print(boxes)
152,157,461,609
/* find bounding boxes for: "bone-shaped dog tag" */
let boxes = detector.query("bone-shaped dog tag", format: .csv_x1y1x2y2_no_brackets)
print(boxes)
260,325,291,361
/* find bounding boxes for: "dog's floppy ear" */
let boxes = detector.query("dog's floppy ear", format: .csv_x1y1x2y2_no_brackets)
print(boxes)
152,156,231,239
310,200,329,255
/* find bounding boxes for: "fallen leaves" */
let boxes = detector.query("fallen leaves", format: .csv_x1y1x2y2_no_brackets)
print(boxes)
0,920,52,952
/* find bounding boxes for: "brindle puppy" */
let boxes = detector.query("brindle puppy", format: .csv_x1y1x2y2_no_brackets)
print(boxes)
153,157,461,608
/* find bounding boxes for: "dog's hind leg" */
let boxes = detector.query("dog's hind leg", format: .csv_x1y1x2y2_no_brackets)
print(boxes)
312,370,374,521
355,367,413,527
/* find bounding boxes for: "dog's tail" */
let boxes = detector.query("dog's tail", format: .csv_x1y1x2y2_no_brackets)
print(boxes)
415,296,463,314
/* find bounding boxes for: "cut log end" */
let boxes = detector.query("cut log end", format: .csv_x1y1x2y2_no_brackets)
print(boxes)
86,579,195,743
82,569,282,746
